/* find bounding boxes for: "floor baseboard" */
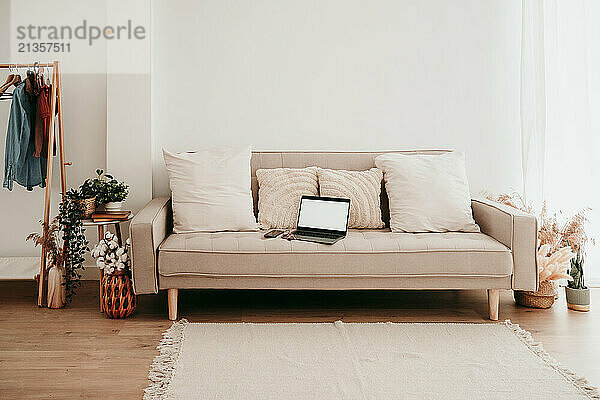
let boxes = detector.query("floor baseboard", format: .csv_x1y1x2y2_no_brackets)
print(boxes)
0,257,99,280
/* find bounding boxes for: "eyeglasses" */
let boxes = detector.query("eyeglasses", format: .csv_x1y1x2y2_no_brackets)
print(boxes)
281,231,295,241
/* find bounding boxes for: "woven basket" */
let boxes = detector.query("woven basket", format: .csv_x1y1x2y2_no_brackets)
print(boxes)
514,281,556,309
76,197,96,219
101,271,136,319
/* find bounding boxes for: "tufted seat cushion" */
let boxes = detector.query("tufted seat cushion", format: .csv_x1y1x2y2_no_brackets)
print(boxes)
157,230,512,278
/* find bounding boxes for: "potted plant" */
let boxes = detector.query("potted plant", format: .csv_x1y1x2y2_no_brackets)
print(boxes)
83,169,129,211
484,192,594,304
59,189,90,303
78,169,129,211
27,219,66,308
566,248,590,311
27,189,89,307
101,178,129,211
75,184,98,220
514,244,574,308
91,232,136,318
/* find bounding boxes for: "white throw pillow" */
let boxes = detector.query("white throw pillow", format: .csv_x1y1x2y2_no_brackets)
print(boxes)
256,167,318,229
318,168,385,229
163,146,258,233
375,152,480,233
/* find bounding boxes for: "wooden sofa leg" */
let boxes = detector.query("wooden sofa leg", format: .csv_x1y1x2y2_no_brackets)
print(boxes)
487,289,499,321
168,289,178,321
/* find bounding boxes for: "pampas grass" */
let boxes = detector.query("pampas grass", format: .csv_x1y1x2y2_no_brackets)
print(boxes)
27,218,65,274
483,191,593,254
537,245,574,283
483,190,594,284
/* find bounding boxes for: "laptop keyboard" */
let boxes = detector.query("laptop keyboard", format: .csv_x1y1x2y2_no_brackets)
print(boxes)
296,231,340,239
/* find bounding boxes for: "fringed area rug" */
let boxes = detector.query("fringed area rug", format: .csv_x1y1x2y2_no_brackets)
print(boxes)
144,320,599,400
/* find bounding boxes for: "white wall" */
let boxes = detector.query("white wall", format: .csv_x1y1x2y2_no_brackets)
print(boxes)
106,74,152,213
152,0,522,197
106,0,152,214
0,1,149,269
2,0,525,263
0,0,107,258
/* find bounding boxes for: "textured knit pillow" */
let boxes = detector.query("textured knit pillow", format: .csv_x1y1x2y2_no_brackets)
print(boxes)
375,151,480,233
256,167,318,229
317,168,384,229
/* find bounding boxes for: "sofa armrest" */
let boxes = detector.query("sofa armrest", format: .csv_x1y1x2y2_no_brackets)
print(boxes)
471,198,538,291
129,197,172,294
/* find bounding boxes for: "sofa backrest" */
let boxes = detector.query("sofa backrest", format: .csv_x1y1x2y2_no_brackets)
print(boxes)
250,150,451,225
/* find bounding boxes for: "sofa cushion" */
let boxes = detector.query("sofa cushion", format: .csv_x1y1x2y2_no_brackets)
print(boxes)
256,167,319,229
375,151,480,233
317,168,385,229
163,146,258,233
158,230,512,278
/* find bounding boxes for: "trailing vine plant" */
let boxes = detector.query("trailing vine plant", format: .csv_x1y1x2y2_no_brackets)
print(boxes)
27,189,89,303
58,189,90,302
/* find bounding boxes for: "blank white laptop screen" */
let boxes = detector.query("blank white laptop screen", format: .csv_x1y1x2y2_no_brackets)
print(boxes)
297,198,350,232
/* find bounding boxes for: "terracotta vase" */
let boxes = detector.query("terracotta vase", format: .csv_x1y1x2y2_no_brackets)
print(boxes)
47,265,66,309
102,271,136,318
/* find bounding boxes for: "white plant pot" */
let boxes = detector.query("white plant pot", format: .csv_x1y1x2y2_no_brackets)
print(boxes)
105,201,123,211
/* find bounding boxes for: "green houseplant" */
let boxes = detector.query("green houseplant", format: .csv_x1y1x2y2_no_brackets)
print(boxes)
566,248,590,311
82,169,129,211
27,189,89,306
58,189,90,303
77,171,104,218
102,178,129,211
79,169,129,212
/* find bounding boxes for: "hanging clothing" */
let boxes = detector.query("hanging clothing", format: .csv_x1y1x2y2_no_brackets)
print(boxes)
25,70,40,98
34,83,55,158
3,81,47,191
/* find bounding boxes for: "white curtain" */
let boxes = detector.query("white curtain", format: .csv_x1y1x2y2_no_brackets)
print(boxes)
521,0,600,283
521,0,546,207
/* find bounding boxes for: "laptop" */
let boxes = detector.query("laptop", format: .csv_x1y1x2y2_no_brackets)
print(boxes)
293,196,351,245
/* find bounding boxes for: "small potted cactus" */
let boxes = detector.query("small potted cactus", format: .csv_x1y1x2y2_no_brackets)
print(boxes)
566,249,590,311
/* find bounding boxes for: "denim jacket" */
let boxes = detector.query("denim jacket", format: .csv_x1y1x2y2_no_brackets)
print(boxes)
3,82,47,191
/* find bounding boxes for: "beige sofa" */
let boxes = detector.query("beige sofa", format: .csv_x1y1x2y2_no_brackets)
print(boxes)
129,151,538,321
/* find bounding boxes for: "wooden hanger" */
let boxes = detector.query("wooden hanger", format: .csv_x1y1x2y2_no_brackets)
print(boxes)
0,65,17,95
1,73,14,87
8,64,22,88
11,74,22,88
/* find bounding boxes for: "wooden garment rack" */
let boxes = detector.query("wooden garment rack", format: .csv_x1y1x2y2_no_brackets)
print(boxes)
0,61,70,307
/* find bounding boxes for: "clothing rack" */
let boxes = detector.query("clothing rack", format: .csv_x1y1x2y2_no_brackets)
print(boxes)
0,61,70,307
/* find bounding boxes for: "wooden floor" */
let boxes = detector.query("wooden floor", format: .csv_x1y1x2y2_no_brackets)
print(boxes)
1,281,599,399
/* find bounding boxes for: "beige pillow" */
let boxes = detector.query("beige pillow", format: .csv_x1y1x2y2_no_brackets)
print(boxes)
375,151,480,233
163,146,258,233
256,167,318,229
318,168,385,229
